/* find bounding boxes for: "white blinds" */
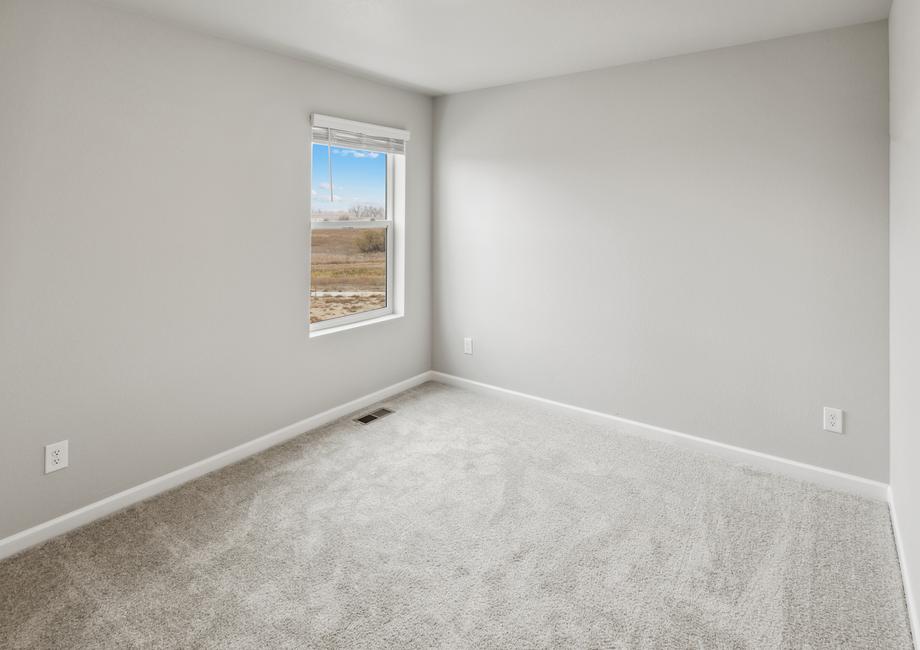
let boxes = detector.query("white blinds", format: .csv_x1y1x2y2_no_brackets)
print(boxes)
311,114,409,155
312,126,406,155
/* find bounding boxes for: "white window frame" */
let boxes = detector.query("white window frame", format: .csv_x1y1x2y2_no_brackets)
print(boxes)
309,121,406,335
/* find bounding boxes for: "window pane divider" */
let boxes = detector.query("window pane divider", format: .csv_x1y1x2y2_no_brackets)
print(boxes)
311,220,389,230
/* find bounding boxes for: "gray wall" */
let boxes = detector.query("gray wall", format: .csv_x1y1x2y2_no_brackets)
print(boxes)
889,0,920,626
0,0,432,539
433,22,889,480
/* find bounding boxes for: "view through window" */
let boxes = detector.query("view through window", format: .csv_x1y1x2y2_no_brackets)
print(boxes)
310,143,391,327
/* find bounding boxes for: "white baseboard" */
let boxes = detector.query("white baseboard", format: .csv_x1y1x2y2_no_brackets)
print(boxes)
889,488,920,648
0,369,891,563
430,371,889,501
0,371,434,562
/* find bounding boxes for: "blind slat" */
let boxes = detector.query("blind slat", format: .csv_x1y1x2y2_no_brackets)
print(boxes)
312,125,407,155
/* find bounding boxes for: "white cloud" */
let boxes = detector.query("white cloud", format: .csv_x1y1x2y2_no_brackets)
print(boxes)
333,148,380,159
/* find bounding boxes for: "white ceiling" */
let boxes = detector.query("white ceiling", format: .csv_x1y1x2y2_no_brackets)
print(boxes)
101,0,891,95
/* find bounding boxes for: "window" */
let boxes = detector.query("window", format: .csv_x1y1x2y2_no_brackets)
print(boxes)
309,115,408,332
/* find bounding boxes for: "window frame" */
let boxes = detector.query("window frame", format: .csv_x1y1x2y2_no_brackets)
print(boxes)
309,142,400,333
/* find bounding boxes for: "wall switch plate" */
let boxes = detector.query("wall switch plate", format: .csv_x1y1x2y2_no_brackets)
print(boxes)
45,440,69,474
823,407,843,434
463,337,473,355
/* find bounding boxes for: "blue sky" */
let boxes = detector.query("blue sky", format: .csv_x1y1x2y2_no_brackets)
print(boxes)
311,144,386,212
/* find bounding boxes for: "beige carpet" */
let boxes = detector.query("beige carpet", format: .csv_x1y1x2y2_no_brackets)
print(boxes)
0,381,913,648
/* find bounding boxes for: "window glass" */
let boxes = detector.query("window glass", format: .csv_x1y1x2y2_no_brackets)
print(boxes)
310,143,389,326
311,144,387,222
310,227,387,324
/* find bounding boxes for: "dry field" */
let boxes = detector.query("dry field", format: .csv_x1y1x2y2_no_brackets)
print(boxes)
310,228,386,324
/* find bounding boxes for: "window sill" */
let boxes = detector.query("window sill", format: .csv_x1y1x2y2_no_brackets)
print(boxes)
309,313,403,338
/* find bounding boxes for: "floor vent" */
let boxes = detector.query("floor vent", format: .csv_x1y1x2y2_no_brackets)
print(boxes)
354,407,395,425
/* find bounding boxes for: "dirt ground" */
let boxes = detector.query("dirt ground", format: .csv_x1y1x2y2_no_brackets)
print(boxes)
309,293,386,324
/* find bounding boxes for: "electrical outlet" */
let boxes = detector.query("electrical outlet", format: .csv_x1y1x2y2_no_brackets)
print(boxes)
823,407,843,434
463,337,473,355
45,440,69,474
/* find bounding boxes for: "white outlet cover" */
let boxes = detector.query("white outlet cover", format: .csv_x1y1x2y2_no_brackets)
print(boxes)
463,337,473,355
823,407,843,434
45,440,69,474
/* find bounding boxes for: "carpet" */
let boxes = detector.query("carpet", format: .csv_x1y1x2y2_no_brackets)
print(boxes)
0,381,913,648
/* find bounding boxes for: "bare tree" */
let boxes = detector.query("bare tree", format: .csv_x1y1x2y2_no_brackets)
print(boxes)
347,204,384,221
